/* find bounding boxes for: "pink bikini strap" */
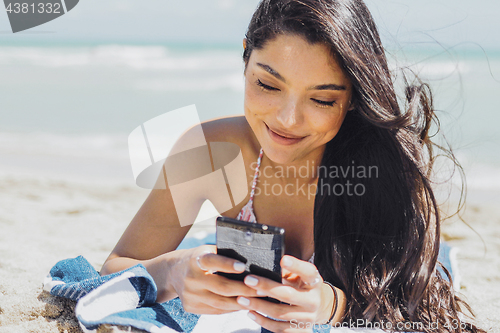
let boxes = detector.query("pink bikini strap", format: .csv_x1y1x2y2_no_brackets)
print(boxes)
249,148,264,203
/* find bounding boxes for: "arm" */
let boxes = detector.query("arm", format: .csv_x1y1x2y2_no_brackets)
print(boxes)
101,117,260,310
101,165,259,308
100,184,195,301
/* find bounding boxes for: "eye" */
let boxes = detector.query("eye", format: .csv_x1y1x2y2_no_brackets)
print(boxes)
256,79,280,91
311,98,336,108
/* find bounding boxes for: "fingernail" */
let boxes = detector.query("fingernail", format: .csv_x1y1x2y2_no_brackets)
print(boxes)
247,312,256,320
283,256,293,267
234,262,246,272
245,276,259,286
256,290,266,296
238,297,250,306
306,276,321,286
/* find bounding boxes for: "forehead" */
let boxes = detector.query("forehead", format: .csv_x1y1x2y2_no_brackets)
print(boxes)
249,34,350,87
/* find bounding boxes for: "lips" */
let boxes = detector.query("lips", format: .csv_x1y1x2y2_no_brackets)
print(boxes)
265,123,307,145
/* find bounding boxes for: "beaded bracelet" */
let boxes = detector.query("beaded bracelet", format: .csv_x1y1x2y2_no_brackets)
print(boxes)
323,281,339,325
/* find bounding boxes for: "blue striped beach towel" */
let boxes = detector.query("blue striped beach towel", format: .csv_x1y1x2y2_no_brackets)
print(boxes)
43,232,458,333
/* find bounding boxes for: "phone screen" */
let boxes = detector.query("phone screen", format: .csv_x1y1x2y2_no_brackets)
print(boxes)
215,216,285,284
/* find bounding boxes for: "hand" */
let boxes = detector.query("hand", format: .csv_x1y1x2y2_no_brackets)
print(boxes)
166,245,260,315
235,255,340,333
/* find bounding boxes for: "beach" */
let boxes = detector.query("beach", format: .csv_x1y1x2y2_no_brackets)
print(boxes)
0,155,498,332
0,43,499,332
0,165,216,332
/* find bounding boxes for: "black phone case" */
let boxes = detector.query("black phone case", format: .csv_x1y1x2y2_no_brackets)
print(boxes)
216,216,285,302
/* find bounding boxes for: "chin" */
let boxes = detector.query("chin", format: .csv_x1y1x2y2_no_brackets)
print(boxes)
262,144,299,164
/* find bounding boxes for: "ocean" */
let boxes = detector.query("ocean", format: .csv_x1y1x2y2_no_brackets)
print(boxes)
0,41,499,202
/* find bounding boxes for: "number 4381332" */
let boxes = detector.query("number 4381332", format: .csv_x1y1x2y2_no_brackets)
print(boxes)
6,3,62,14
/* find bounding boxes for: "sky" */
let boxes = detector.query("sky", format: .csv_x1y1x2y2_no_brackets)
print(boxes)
0,0,498,51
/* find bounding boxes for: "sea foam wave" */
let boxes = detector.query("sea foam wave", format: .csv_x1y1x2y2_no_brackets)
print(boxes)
0,132,129,160
0,45,244,71
135,73,244,92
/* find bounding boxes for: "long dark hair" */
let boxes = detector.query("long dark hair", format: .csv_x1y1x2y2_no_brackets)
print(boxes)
243,0,483,331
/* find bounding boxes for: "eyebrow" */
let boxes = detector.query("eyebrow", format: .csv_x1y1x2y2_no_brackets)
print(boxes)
256,62,347,91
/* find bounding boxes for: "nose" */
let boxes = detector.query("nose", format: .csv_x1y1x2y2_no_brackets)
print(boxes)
276,97,302,128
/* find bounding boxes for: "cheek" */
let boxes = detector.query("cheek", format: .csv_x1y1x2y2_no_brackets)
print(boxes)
244,82,278,116
244,86,264,129
244,86,260,113
309,110,347,140
310,92,351,139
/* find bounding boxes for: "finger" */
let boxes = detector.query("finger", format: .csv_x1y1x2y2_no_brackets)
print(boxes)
196,252,246,274
281,256,322,288
281,271,302,288
242,275,313,308
202,273,260,298
182,290,242,314
195,244,217,257
197,291,244,312
247,310,313,333
193,245,216,272
238,295,306,322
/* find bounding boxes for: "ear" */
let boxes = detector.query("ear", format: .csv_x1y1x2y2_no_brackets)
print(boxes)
347,99,355,111
243,38,247,50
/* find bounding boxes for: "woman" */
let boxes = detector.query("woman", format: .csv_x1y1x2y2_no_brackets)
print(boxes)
101,0,483,332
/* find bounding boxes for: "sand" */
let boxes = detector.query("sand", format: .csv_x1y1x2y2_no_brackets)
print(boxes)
0,169,498,332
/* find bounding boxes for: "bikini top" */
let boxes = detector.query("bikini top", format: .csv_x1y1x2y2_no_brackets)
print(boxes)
236,148,315,264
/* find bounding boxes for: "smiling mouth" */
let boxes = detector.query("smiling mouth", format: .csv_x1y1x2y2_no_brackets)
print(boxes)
265,123,307,146
265,123,306,139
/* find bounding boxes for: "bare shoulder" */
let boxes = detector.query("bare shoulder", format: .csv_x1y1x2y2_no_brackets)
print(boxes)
168,115,259,159
170,115,259,218
201,115,259,154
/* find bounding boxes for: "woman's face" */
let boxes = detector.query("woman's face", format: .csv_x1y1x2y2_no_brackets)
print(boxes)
244,34,353,165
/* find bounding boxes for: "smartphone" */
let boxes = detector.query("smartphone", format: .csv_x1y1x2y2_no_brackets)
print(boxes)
216,216,285,284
